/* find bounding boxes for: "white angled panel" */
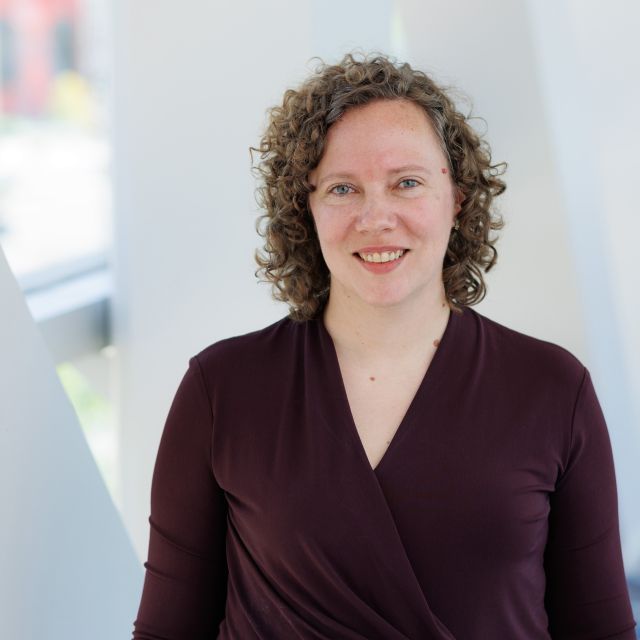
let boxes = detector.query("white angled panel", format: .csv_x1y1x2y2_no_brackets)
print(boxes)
0,246,142,639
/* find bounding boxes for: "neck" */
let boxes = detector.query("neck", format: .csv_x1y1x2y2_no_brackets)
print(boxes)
321,285,451,363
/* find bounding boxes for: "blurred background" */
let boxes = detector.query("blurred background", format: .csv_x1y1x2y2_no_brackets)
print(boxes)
1,0,638,630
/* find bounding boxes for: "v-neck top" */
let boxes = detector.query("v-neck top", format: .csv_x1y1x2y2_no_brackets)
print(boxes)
321,309,457,475
132,306,636,639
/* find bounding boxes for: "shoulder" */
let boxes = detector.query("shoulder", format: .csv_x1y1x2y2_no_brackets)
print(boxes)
464,306,586,391
190,315,306,387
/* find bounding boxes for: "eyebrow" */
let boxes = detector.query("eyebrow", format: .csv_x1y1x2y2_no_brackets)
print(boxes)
315,164,432,187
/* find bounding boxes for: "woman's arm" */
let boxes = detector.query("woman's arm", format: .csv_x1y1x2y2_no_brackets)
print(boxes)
132,356,228,639
544,367,636,639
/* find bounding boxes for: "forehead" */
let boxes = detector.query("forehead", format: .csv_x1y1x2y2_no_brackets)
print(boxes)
335,98,432,130
317,99,444,168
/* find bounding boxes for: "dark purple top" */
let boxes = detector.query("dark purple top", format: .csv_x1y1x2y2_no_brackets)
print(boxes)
132,306,636,639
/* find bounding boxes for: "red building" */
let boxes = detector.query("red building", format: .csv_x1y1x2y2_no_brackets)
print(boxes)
0,0,80,116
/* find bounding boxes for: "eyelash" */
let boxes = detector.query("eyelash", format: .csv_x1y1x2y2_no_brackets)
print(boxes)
329,179,421,195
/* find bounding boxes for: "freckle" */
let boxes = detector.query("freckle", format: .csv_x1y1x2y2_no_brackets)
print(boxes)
433,338,440,348
369,376,375,381
441,167,448,174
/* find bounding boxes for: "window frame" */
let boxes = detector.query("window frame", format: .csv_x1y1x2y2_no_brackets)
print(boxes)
21,252,112,364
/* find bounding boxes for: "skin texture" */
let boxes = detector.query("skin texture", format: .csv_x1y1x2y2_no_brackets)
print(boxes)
308,98,463,325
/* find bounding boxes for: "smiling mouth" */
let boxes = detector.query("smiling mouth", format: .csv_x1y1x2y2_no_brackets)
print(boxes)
353,249,410,263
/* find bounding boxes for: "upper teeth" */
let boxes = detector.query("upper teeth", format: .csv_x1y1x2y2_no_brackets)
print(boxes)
358,250,405,263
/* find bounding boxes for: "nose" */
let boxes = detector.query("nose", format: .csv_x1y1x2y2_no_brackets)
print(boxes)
354,191,398,233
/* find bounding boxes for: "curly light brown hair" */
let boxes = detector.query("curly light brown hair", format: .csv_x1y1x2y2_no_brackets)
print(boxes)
252,51,506,322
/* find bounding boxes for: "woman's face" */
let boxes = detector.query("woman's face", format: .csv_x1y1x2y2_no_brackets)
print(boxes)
307,98,462,312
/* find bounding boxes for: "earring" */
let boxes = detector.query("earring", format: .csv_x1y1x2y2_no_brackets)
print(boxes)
453,218,460,231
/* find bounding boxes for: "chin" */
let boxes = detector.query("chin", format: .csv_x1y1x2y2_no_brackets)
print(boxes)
355,290,410,308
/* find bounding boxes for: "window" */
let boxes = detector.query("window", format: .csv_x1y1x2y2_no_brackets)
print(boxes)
0,0,112,283
0,0,118,507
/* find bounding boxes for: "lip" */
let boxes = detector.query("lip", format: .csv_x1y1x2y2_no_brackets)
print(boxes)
353,249,408,274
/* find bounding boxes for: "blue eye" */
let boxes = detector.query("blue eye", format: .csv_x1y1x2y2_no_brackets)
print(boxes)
330,184,353,196
399,179,419,188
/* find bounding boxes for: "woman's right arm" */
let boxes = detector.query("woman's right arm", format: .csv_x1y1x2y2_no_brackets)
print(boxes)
132,355,228,640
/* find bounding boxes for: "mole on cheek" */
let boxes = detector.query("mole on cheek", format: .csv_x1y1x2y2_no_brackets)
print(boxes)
369,376,375,381
441,167,448,174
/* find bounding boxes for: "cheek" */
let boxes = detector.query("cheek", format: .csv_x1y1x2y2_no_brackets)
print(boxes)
410,197,454,229
308,206,328,247
404,209,437,238
313,211,350,247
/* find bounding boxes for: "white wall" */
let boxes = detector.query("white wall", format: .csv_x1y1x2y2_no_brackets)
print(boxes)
112,0,640,575
112,0,396,561
525,0,640,572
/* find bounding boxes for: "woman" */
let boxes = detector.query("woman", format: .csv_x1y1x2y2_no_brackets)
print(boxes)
132,53,636,639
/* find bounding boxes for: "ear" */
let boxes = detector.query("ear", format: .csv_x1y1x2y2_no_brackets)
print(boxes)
453,186,464,213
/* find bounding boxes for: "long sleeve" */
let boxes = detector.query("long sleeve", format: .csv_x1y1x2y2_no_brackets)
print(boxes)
129,310,638,638
132,356,228,640
543,367,636,639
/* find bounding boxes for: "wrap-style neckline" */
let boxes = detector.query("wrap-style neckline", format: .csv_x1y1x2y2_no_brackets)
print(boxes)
317,307,461,476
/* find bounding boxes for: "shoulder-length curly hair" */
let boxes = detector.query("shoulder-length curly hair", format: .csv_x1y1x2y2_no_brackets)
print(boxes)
252,51,506,322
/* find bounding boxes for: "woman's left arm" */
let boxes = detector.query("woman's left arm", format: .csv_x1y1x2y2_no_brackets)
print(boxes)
544,367,637,639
